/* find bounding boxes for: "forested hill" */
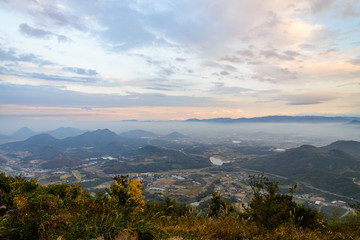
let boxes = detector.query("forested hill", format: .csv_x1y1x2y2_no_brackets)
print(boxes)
242,140,360,200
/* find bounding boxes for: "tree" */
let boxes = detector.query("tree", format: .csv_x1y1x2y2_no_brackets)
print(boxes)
108,175,145,213
209,192,235,217
246,174,321,229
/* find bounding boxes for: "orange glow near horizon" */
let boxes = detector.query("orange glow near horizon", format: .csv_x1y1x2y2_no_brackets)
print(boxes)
0,104,355,122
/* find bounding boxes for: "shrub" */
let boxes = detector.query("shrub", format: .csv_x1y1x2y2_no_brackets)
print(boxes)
246,174,322,229
145,197,191,219
107,175,145,213
209,192,235,218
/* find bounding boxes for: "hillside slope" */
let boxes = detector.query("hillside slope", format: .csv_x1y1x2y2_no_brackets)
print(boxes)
242,141,360,199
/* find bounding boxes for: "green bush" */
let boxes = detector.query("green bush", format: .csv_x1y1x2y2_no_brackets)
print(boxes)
1,172,360,240
145,197,191,220
0,174,152,240
246,174,322,229
209,192,235,218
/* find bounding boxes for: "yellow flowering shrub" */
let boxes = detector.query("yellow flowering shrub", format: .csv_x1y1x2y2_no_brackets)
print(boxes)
109,175,145,213
128,179,145,212
112,181,123,195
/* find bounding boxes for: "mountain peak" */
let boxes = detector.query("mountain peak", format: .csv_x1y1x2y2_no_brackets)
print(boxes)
60,129,120,148
322,140,360,158
79,129,119,139
297,145,319,151
1,133,59,150
164,131,189,139
27,133,55,139
11,127,36,139
138,145,166,156
93,128,114,134
348,120,360,125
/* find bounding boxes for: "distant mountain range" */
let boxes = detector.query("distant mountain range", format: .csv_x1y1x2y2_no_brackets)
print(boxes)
0,128,196,170
2,115,359,140
348,120,360,125
1,127,192,141
0,127,86,140
242,140,360,200
1,129,150,151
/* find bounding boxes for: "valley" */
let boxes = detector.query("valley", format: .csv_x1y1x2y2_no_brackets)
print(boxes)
1,123,360,218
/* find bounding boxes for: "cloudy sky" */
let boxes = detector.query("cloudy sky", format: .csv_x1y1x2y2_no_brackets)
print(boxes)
0,0,360,125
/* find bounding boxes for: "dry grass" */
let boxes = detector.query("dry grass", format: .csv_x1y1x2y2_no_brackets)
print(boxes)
154,216,360,240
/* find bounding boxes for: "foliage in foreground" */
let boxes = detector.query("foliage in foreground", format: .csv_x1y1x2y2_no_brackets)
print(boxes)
0,172,360,239
245,174,323,229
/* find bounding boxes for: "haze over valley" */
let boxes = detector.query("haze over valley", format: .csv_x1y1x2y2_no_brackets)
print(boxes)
1,116,360,218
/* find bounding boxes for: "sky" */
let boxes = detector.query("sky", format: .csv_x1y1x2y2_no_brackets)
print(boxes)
0,0,360,127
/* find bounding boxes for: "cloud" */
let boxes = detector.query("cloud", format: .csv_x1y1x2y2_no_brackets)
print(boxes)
219,56,242,63
210,82,252,95
237,49,255,57
134,54,180,77
310,0,360,18
1,0,360,119
284,50,301,57
159,66,175,76
252,66,297,83
15,72,97,83
244,14,324,48
260,49,300,61
349,58,360,65
144,82,181,91
141,78,186,92
19,23,70,42
0,62,98,82
62,67,98,76
94,1,158,50
0,48,17,62
0,45,52,65
219,48,257,64
282,93,337,105
310,0,337,14
347,70,360,78
98,0,322,51
252,89,339,106
3,0,329,53
0,83,227,108
5,0,88,31
175,58,186,62
299,43,317,50
340,0,360,17
0,66,9,74
19,23,51,38
202,61,238,72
